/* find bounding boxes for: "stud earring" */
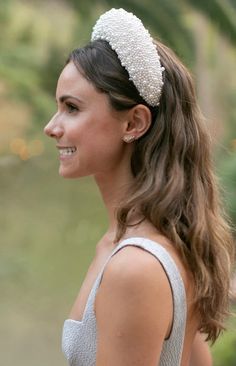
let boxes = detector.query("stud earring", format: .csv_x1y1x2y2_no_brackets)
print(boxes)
123,135,136,143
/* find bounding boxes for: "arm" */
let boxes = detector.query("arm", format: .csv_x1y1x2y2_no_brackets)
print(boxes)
95,246,173,366
190,332,212,366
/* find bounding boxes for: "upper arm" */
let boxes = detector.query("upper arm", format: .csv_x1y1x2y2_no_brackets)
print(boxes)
190,333,212,366
95,246,173,366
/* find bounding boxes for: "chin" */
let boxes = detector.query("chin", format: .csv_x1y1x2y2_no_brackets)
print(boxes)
59,167,87,179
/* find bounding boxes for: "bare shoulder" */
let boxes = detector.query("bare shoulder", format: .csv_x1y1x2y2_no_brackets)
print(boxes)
95,245,173,365
190,333,212,366
101,244,172,291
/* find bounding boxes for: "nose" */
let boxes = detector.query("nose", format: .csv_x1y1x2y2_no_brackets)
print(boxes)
44,115,63,139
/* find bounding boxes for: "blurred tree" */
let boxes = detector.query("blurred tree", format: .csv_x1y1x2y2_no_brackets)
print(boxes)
212,311,236,366
0,2,235,365
187,0,236,43
67,0,194,63
67,0,236,62
39,44,66,95
1,0,236,115
0,0,76,130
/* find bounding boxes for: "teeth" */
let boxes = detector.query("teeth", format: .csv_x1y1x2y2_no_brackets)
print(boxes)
59,147,76,156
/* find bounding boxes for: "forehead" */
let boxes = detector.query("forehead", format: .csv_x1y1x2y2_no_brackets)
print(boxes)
56,61,98,99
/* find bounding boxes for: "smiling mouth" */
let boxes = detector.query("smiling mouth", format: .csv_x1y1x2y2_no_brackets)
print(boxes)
58,147,77,156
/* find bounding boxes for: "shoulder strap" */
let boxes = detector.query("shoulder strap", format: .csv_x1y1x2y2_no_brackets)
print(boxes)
83,237,186,364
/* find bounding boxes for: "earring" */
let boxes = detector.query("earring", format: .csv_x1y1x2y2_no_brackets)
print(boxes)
123,135,136,143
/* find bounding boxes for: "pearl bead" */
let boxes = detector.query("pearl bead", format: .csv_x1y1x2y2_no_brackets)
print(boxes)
91,8,164,107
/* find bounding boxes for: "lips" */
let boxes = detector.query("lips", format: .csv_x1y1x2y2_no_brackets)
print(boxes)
57,146,77,156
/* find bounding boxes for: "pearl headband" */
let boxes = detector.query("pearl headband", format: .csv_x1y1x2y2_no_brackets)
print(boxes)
91,8,165,107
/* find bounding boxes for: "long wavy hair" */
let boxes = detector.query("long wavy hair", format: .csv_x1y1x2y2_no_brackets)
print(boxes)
68,39,235,342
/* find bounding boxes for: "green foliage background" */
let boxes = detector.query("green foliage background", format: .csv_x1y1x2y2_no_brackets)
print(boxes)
0,1,235,365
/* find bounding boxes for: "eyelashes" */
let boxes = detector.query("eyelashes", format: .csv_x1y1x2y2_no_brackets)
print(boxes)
65,102,79,113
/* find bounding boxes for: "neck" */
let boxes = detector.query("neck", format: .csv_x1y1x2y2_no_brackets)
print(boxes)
94,166,133,239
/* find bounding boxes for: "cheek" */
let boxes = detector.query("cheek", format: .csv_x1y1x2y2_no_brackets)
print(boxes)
85,132,123,160
64,111,124,170
81,127,124,171
75,116,122,150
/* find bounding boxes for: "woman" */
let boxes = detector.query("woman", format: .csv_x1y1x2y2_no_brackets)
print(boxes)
44,8,234,366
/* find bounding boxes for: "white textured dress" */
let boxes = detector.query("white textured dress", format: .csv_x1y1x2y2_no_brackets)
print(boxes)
62,237,187,366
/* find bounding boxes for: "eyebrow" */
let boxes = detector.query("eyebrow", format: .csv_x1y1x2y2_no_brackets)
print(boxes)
57,95,84,104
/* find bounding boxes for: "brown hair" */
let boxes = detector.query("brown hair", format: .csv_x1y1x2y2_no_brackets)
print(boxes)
68,39,235,342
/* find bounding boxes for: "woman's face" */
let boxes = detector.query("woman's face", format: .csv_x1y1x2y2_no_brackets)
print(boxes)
44,62,128,179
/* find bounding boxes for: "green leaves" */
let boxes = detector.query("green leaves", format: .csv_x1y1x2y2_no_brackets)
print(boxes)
187,0,236,44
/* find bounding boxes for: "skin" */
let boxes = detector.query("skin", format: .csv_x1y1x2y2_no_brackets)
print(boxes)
190,333,212,366
44,61,212,366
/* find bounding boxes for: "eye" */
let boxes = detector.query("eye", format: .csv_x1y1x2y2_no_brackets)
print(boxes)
65,102,78,114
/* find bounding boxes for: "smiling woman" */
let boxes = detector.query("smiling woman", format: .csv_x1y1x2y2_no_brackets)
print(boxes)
44,8,234,366
45,62,130,179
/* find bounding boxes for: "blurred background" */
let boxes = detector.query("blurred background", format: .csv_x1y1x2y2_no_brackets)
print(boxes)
0,0,235,365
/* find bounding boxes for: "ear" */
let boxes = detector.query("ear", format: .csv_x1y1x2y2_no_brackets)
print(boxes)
123,104,152,140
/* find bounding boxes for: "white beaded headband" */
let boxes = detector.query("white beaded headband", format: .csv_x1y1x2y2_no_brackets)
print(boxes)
91,8,165,107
